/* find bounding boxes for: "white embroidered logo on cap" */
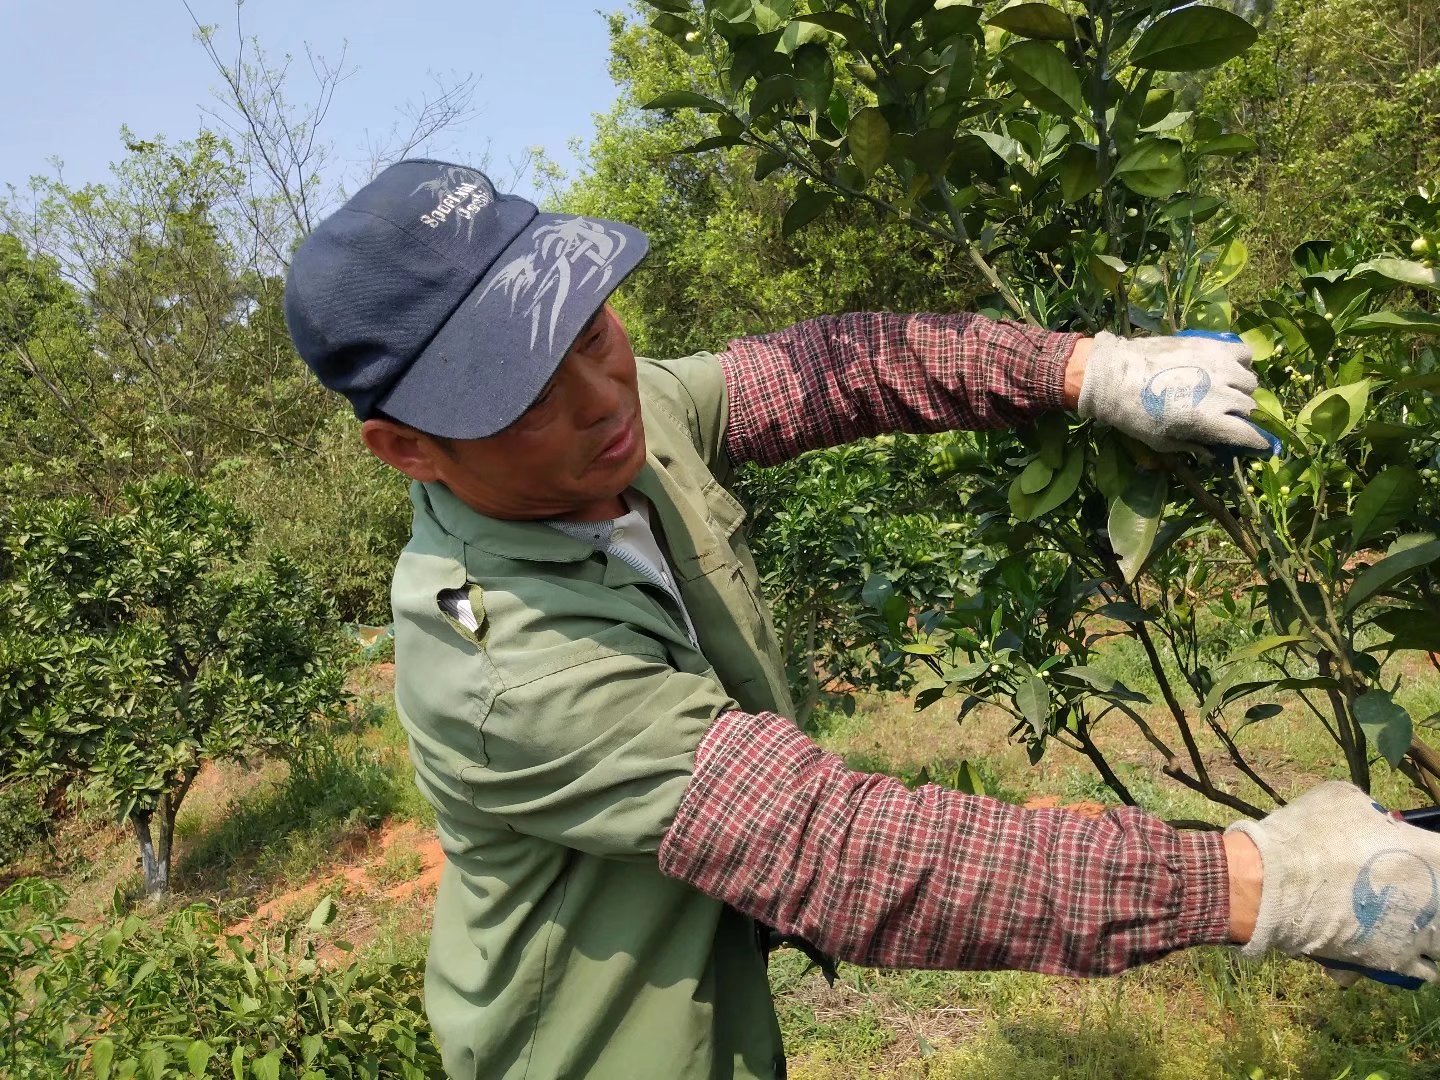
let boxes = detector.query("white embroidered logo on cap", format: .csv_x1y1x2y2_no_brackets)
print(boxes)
475,218,629,349
412,166,493,236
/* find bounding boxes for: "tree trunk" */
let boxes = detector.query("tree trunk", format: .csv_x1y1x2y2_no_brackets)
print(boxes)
132,811,170,897
131,767,198,898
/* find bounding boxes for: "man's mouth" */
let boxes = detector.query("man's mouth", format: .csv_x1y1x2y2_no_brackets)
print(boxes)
593,414,639,467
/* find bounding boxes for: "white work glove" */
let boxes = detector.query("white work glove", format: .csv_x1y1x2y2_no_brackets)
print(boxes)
1228,782,1440,985
1078,331,1273,454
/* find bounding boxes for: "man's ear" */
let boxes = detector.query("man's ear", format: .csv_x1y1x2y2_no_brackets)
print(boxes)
361,418,445,482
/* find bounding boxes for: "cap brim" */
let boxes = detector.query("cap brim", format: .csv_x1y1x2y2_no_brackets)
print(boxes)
375,211,649,439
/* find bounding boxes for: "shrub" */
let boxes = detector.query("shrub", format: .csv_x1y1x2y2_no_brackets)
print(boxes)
0,477,349,896
0,879,441,1080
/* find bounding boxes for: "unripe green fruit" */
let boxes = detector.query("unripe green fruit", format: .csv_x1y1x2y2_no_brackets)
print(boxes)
1009,183,1022,194
685,30,700,41
1280,485,1292,497
1126,207,1139,218
1324,312,1335,322
1414,236,1433,257
1249,460,1263,473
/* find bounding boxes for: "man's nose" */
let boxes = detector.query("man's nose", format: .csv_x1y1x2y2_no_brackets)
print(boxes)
572,357,625,427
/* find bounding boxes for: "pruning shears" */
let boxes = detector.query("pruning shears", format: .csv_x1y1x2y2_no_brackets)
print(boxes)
1174,329,1283,460
1313,807,1440,991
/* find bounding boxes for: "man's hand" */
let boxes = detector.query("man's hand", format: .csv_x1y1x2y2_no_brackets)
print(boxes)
1069,331,1272,454
1227,782,1440,985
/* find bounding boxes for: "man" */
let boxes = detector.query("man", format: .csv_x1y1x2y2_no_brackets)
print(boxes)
283,159,1440,1080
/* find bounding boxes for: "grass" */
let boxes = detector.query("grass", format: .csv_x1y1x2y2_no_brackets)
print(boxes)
774,644,1440,1080
28,650,1440,1079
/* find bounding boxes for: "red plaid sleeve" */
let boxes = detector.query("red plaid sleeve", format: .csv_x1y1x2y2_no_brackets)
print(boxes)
659,710,1230,976
718,312,1080,467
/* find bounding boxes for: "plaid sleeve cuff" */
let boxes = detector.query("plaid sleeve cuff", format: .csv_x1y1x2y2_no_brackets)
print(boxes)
660,709,1230,975
718,312,1079,467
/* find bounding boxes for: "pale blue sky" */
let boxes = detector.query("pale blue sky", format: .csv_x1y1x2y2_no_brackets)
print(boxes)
0,0,627,203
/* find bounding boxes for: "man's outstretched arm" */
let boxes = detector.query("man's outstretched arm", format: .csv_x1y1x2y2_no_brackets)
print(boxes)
718,312,1080,467
718,313,1268,466
659,709,1233,975
660,711,1440,983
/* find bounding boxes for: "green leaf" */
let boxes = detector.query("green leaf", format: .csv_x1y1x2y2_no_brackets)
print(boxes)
141,1047,168,1080
301,1036,323,1067
1242,703,1284,723
988,1,1076,40
754,150,787,180
1355,690,1414,769
792,43,835,113
308,895,338,930
944,660,989,682
1296,380,1372,444
1033,448,1085,516
1343,538,1440,615
1206,239,1248,289
862,573,897,611
1200,675,1338,718
1139,88,1176,127
187,1042,214,1077
1089,254,1128,293
793,11,881,55
1096,600,1151,623
1018,458,1054,495
1054,665,1151,703
1108,471,1168,583
1058,143,1101,203
1217,634,1308,667
640,0,692,12
1113,138,1185,198
1016,675,1050,738
251,1051,281,1080
1351,468,1422,546
847,107,891,181
782,188,836,237
885,0,938,34
749,75,797,117
1353,258,1440,292
1010,446,1083,521
952,759,987,796
1345,310,1440,336
1192,133,1258,156
1000,41,1086,118
1129,6,1258,72
641,90,728,113
1162,196,1225,224
94,1039,116,1080
674,135,746,154
650,13,703,52
1368,607,1440,654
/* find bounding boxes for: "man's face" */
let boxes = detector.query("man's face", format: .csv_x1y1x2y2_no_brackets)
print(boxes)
362,304,646,522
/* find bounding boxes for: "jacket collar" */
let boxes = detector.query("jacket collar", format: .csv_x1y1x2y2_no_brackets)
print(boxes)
416,461,673,565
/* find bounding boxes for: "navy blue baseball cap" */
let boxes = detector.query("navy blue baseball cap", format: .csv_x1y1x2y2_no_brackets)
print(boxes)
283,159,649,438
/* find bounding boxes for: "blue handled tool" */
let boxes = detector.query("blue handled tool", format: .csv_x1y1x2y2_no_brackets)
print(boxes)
1175,329,1283,459
1315,806,1440,991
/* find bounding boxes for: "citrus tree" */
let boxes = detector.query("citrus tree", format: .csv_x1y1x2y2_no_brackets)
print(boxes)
640,0,1440,814
0,478,348,895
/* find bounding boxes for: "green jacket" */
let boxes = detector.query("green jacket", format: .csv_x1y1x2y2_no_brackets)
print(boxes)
391,352,794,1079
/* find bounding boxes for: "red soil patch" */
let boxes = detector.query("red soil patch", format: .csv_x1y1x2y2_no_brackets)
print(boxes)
225,818,443,943
1021,795,1109,819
